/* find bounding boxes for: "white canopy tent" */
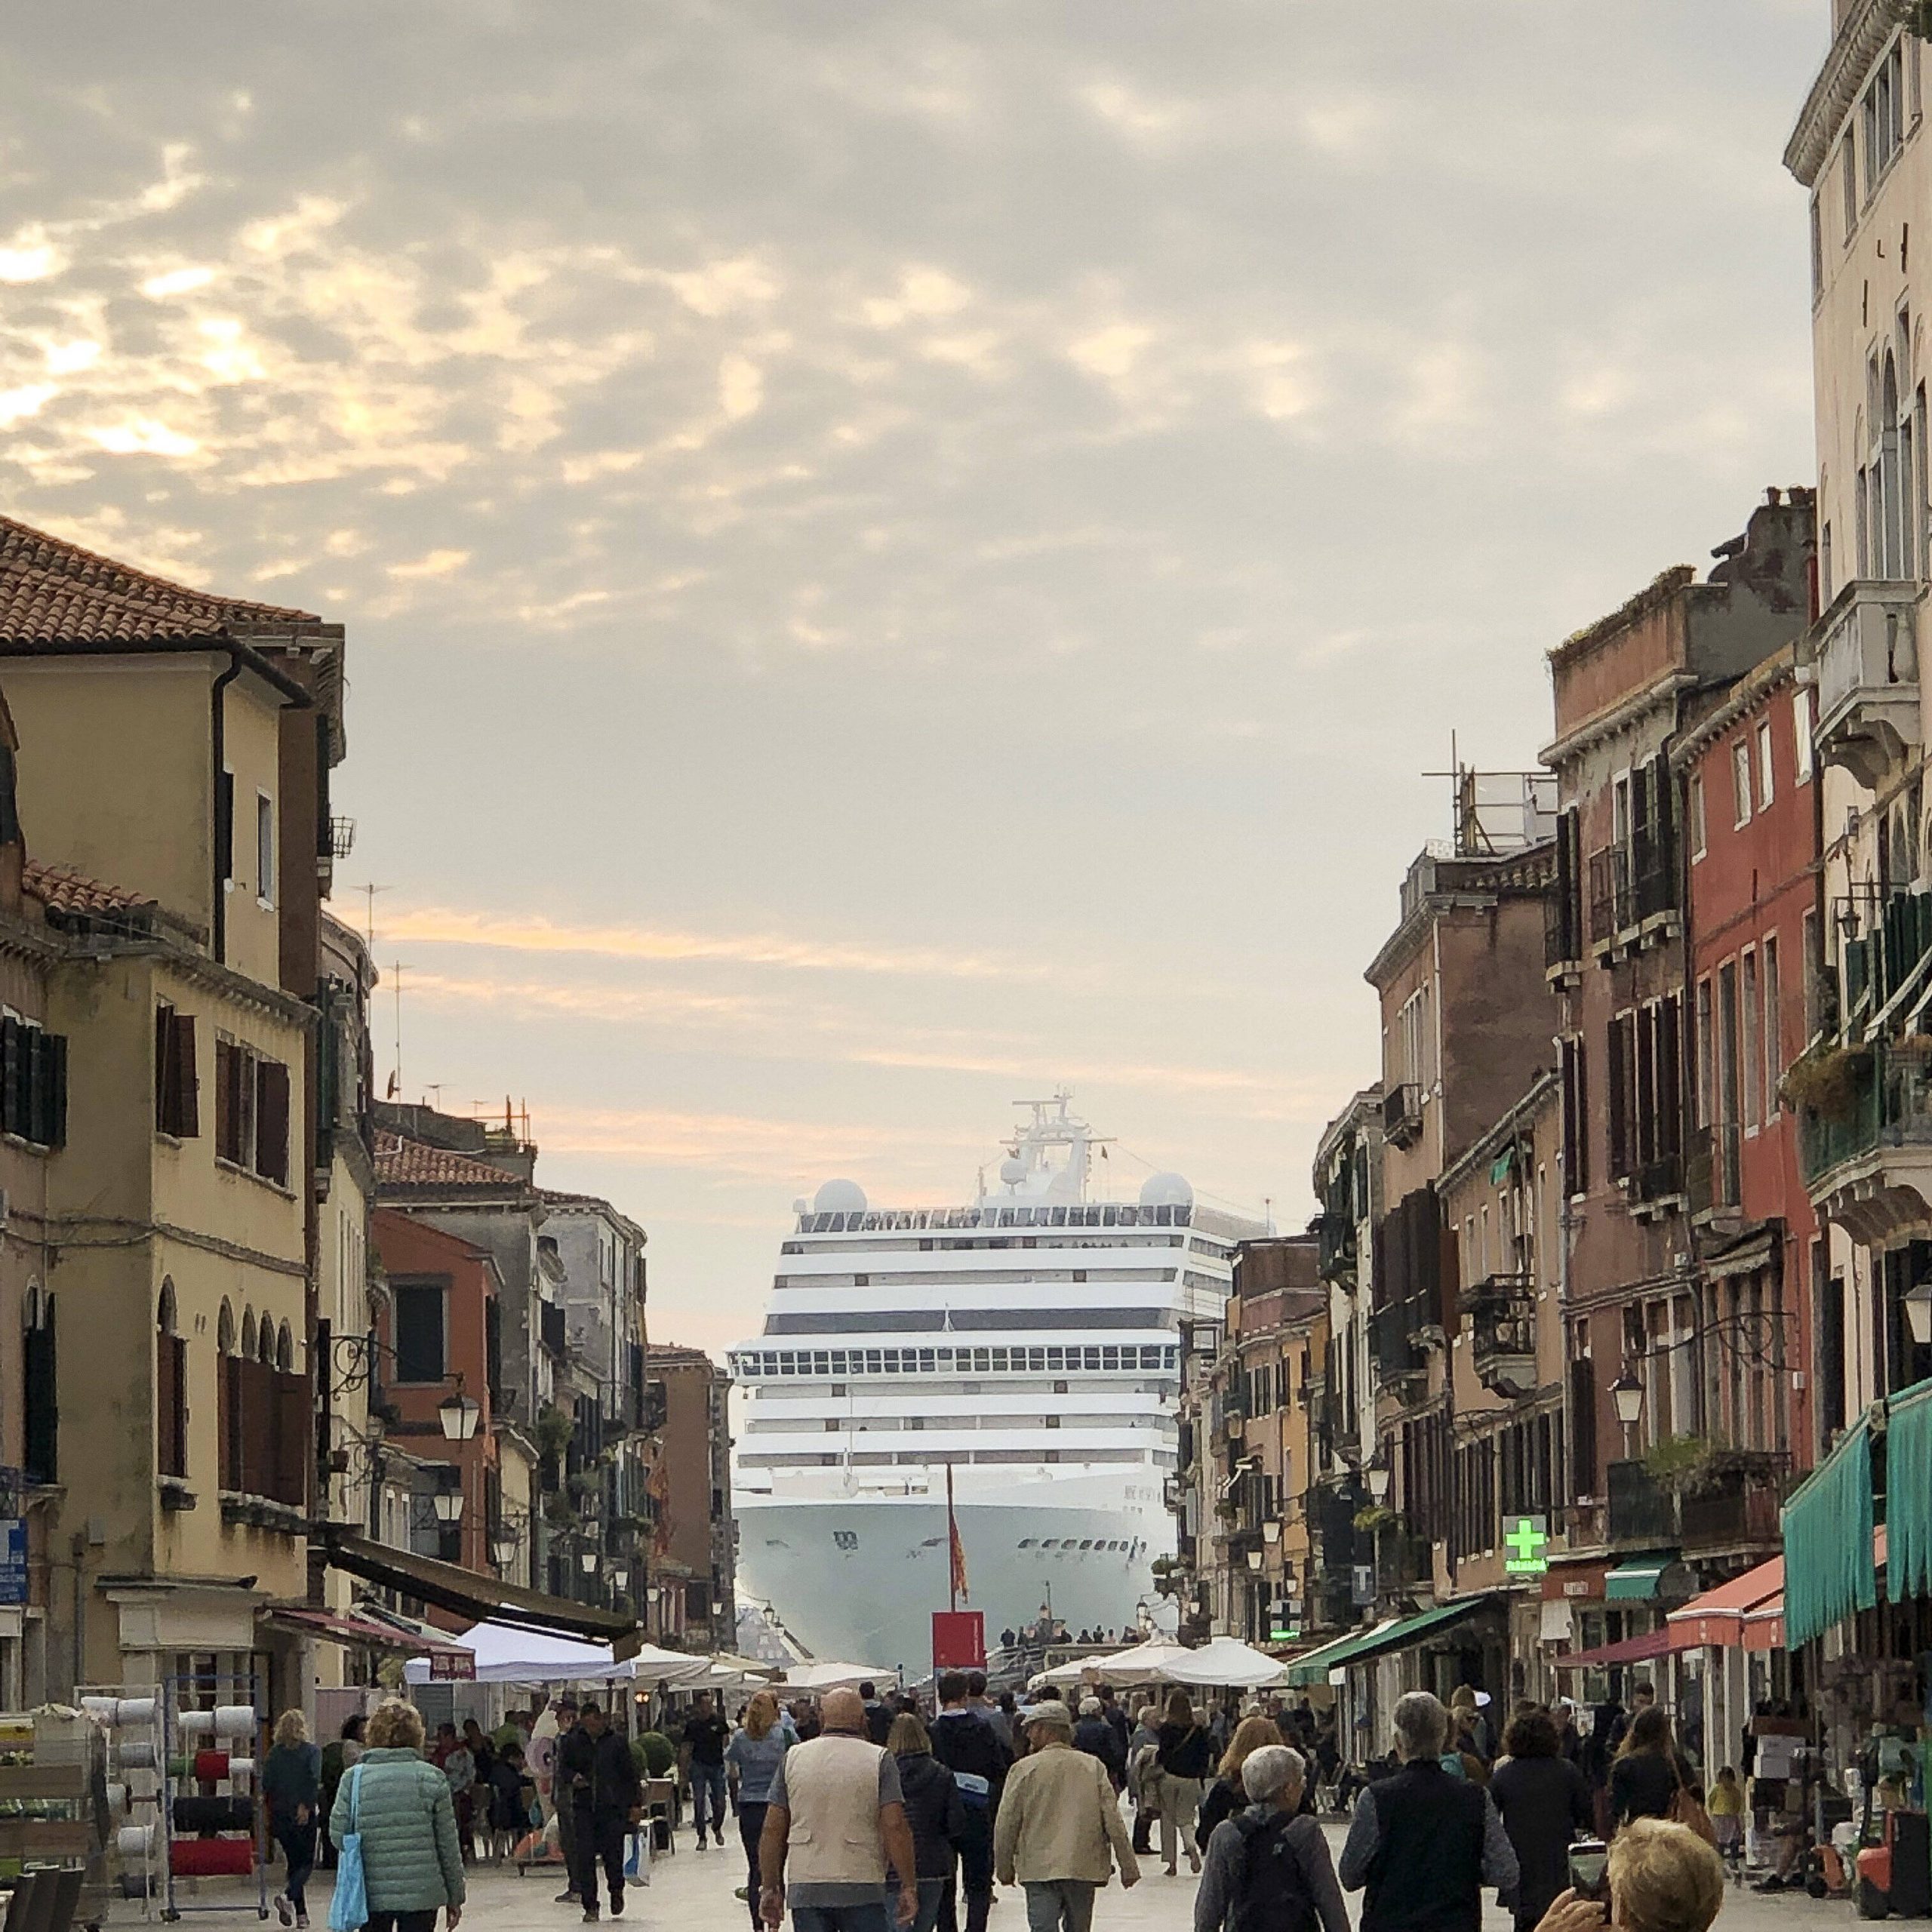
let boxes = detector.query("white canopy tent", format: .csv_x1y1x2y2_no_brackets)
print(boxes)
1154,1636,1292,1690
402,1620,712,1686
1026,1640,1190,1690
779,1660,898,1694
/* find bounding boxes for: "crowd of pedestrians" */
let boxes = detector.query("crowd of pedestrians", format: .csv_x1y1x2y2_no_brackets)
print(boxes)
255,1671,1733,1932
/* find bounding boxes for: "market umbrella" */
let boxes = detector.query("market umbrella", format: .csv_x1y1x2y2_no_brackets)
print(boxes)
780,1660,897,1693
1152,1636,1293,1690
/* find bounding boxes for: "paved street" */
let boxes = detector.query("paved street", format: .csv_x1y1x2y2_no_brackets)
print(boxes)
252,1820,1863,1932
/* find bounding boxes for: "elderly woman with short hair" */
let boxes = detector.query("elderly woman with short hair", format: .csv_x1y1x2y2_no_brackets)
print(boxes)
329,1701,465,1932
1535,1818,1726,1932
1194,1745,1350,1932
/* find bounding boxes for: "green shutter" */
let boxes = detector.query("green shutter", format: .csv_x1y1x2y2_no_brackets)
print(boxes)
1783,1417,1877,1647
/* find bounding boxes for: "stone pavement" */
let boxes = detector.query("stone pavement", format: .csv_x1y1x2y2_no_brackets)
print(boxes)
276,1819,1862,1932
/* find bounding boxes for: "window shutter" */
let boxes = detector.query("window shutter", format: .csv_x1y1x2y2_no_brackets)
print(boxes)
174,1017,198,1139
1659,993,1683,1161
35,1033,65,1149
272,1367,309,1507
1570,1354,1598,1498
0,1017,19,1140
1635,1006,1657,1168
23,1304,56,1486
1554,810,1576,959
157,1334,188,1479
155,1005,174,1134
255,1060,289,1186
1606,1019,1629,1179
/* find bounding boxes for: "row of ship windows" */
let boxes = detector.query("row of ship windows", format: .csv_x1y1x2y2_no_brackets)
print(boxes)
779,1235,1217,1257
795,1203,1206,1234
735,1344,1182,1378
1017,1537,1143,1552
743,1412,1155,1433
739,1446,1174,1468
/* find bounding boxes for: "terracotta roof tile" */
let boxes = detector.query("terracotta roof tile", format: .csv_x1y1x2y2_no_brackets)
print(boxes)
23,860,156,920
0,515,319,647
374,1128,525,1192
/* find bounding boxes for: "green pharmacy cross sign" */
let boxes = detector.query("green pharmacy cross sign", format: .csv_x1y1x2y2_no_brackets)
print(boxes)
1502,1513,1551,1577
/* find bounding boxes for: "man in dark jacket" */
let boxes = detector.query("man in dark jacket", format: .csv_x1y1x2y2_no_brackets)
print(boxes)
1338,1693,1518,1932
931,1672,1011,1932
1097,1685,1131,1761
860,1682,894,1746
556,1703,641,1924
1073,1698,1128,1789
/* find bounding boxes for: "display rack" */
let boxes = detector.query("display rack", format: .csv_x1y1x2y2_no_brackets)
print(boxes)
158,1674,266,1922
0,1705,112,1931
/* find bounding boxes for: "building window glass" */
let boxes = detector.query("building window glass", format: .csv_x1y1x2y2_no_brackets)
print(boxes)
214,1036,291,1186
1741,951,1761,1131
1688,774,1706,860
1732,740,1752,826
1757,721,1775,808
256,792,275,909
23,1286,55,1486
157,1282,188,1480
393,1281,447,1384
1764,935,1783,1119
1794,690,1814,784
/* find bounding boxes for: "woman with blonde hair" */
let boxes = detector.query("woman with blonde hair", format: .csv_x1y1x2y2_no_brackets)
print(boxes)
1536,1817,1725,1932
1197,1715,1287,1843
725,1690,789,1930
330,1701,465,1932
264,1709,321,1928
1153,1687,1214,1876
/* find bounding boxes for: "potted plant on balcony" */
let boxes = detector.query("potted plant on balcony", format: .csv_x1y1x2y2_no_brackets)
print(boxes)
1781,1042,1869,1123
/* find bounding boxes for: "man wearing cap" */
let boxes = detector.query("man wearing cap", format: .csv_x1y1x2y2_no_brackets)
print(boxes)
995,1700,1138,1932
758,1687,918,1931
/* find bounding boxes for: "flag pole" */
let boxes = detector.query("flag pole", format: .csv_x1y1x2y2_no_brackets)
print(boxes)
946,1460,959,1614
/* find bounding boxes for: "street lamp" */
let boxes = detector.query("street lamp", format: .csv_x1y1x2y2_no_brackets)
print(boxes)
1366,1458,1391,1504
610,1561,630,1594
491,1531,518,1570
438,1384,482,1442
1611,1371,1644,1428
1906,1279,1932,1349
1246,1549,1264,1573
1263,1521,1281,1546
579,1548,598,1576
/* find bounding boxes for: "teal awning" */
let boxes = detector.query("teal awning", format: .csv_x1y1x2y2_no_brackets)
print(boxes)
1605,1561,1668,1602
1884,1380,1932,1603
1284,1595,1498,1686
1783,1417,1877,1647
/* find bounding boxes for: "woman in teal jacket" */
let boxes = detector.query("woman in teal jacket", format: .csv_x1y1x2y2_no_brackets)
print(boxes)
329,1702,465,1932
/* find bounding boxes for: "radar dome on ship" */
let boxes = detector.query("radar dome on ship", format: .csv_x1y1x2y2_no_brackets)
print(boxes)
1139,1172,1194,1209
998,1156,1027,1186
813,1178,868,1214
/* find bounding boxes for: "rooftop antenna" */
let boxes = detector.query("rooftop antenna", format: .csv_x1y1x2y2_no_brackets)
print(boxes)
390,960,411,1102
352,881,392,952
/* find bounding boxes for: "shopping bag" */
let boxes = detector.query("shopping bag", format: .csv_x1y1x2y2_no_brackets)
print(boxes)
328,1765,368,1931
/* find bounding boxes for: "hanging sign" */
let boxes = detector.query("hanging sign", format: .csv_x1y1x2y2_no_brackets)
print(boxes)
1502,1514,1552,1577
0,1521,26,1606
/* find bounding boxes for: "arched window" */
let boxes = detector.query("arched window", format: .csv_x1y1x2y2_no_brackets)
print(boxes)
257,1318,275,1368
275,1323,293,1374
219,1304,245,1493
217,1303,235,1357
23,1284,54,1486
157,1282,187,1481
241,1310,257,1361
1881,349,1903,578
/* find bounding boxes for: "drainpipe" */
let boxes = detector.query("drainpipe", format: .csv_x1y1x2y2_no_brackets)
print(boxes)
210,648,243,965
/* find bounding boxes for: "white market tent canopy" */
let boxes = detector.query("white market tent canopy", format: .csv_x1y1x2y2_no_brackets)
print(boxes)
779,1660,899,1693
1028,1636,1288,1693
403,1620,712,1686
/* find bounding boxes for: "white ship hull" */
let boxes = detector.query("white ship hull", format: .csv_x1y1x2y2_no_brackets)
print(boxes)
735,1472,1174,1675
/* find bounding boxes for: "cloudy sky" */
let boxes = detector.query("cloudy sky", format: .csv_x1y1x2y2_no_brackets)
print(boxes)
5,2,1824,1355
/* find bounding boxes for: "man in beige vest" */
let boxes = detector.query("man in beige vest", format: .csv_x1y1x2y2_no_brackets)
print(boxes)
758,1687,918,1931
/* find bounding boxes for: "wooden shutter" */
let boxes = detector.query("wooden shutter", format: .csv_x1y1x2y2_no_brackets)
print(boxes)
241,1359,275,1497
1659,993,1683,1162
272,1367,309,1507
255,1060,289,1186
174,1017,198,1139
0,1017,19,1140
1635,1006,1657,1168
157,1334,187,1479
1570,1354,1598,1499
214,1040,235,1161
1606,1018,1630,1179
220,1355,244,1491
23,1303,56,1486
1554,809,1577,959
155,1005,174,1134
32,1032,64,1149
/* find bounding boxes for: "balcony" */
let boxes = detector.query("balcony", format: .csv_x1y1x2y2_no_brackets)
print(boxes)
1815,580,1919,788
1383,1083,1423,1149
1795,1036,1932,1244
1546,887,1582,975
1606,1459,1675,1546
1629,1151,1686,1214
1685,1124,1740,1218
1678,1451,1790,1553
1313,1211,1356,1285
1463,1274,1536,1398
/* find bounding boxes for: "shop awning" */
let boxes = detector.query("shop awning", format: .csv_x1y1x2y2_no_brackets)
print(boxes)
1604,1560,1672,1601
1666,1557,1783,1651
318,1529,641,1652
267,1604,469,1661
1284,1595,1500,1685
1282,1620,1399,1689
1885,1380,1932,1604
1783,1417,1877,1648
1551,1627,1672,1671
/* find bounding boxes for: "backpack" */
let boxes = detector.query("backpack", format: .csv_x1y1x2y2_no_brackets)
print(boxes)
1232,1810,1316,1932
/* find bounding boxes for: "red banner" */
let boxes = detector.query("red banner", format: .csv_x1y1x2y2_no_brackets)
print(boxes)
931,1611,985,1672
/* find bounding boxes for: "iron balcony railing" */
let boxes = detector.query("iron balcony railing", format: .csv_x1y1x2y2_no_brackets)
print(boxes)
1383,1083,1423,1146
1606,1458,1675,1545
1678,1452,1791,1551
1588,844,1632,944
1463,1274,1536,1392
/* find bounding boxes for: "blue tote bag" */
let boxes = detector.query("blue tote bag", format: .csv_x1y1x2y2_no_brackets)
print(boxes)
328,1764,368,1932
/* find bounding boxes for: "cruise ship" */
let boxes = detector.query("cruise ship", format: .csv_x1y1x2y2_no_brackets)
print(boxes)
727,1095,1264,1673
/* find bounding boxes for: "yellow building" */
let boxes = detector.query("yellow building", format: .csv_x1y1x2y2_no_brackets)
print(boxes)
0,518,346,1708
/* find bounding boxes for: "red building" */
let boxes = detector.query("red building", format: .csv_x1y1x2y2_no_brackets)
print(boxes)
1676,643,1821,1471
371,1208,503,1591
